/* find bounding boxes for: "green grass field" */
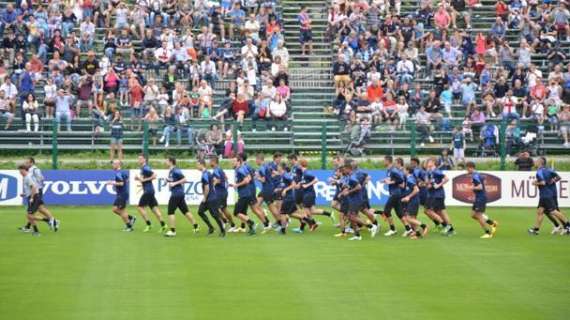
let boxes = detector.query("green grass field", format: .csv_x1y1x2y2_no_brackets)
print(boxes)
0,206,569,320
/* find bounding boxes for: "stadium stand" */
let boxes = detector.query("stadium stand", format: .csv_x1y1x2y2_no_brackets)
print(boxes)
0,0,568,156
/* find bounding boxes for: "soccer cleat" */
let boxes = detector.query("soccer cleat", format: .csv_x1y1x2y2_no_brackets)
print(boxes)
262,224,272,234
384,229,397,237
207,227,215,235
48,219,55,230
237,227,247,233
32,232,41,237
348,235,362,241
248,227,256,236
309,223,319,232
551,226,562,235
435,224,444,232
227,226,239,233
122,227,134,232
402,229,414,238
53,219,60,232
19,226,32,233
194,226,200,234
334,232,347,238
160,225,168,233
443,228,456,237
292,227,303,234
528,228,539,236
490,221,498,236
164,230,176,237
370,224,379,238
345,227,354,234
410,234,419,240
143,225,151,233
480,233,493,239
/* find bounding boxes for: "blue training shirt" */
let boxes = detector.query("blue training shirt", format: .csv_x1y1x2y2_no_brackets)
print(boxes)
471,171,487,202
427,169,446,199
386,166,405,197
235,164,253,198
114,170,129,197
140,164,155,194
201,170,216,201
301,170,317,195
536,167,554,199
168,167,185,197
281,172,295,201
212,166,228,194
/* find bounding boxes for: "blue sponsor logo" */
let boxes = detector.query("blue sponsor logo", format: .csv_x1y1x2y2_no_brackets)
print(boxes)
42,170,120,205
0,173,18,201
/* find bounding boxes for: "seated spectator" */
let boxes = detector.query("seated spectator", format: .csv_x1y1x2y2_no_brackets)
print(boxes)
232,93,250,126
23,94,40,132
206,124,224,155
0,90,14,130
416,106,434,146
144,106,161,145
268,94,288,131
559,105,570,148
396,95,409,129
197,80,213,118
55,89,73,131
333,54,351,88
223,130,245,158
514,151,534,171
159,106,176,148
505,120,522,155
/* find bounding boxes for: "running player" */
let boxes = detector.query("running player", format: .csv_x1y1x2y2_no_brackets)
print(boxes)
255,153,281,227
197,159,225,236
410,157,444,230
134,154,167,233
426,158,455,236
275,163,295,234
288,154,305,213
465,162,498,239
401,164,429,239
352,161,378,232
298,158,333,232
229,155,256,235
164,156,199,237
544,165,568,235
382,156,409,237
19,164,42,236
19,157,59,232
210,156,237,232
528,157,570,235
107,160,136,231
243,154,272,233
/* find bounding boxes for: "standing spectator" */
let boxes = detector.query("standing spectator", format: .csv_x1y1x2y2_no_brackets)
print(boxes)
0,90,14,130
298,5,313,56
559,104,570,148
109,110,124,161
514,151,534,171
451,126,466,164
23,94,40,132
333,55,350,88
55,89,74,131
416,106,434,146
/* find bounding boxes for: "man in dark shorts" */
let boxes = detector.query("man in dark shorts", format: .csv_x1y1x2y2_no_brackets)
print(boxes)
401,164,429,239
210,156,237,232
197,159,225,237
352,161,378,230
164,156,199,237
297,158,333,233
275,163,295,234
339,162,376,240
135,154,168,233
426,157,455,236
288,154,304,210
298,5,313,56
382,156,408,237
411,157,444,230
465,162,498,239
528,157,570,235
544,166,569,235
229,155,256,235
107,160,135,232
255,153,282,230
19,164,42,236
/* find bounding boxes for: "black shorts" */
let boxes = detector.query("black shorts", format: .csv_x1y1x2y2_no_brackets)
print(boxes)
113,195,128,209
260,189,275,204
427,197,446,211
361,198,371,210
384,195,403,217
234,196,254,216
472,199,486,213
404,200,420,216
419,190,427,206
295,190,304,205
199,200,219,216
300,29,312,43
538,197,556,214
302,193,316,208
168,195,188,215
340,200,349,214
217,190,228,209
348,200,362,214
138,193,158,208
26,195,41,214
280,200,297,215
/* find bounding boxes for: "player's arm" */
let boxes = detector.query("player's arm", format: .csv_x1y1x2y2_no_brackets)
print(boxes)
345,182,362,195
29,183,38,202
170,176,187,187
402,185,419,202
281,184,294,196
435,175,449,189
212,176,220,186
302,176,318,189
231,174,251,188
202,182,209,202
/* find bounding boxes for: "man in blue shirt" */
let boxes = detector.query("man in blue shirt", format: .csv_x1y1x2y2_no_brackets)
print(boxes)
275,163,296,234
426,158,455,236
107,160,135,232
135,154,167,233
229,155,256,235
196,159,225,237
382,156,407,237
298,158,333,233
402,164,429,239
543,167,568,234
210,156,237,232
288,154,304,209
352,161,377,230
243,155,272,232
466,162,498,239
255,153,282,229
529,158,570,235
163,156,199,237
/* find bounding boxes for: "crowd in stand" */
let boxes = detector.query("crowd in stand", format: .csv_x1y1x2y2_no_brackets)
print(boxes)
0,0,292,153
329,0,570,151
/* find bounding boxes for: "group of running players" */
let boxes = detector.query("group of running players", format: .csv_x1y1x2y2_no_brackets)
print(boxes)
17,153,570,239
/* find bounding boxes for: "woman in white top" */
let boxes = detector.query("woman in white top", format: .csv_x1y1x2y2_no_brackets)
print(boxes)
23,93,40,132
197,80,213,117
396,95,409,130
269,94,288,131
44,78,57,119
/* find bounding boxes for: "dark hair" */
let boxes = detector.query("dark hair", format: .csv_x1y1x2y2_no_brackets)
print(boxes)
396,157,404,167
18,164,28,170
28,157,35,164
410,157,420,165
288,154,298,161
273,152,283,160
167,156,176,165
466,161,476,169
279,163,289,172
209,155,219,164
384,155,393,163
404,164,414,173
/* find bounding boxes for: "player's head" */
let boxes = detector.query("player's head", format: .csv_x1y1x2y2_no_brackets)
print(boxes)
465,161,476,174
197,158,206,170
255,153,265,165
137,154,147,166
535,156,546,168
342,161,353,175
287,153,298,164
278,162,289,174
410,157,420,168
299,158,309,169
332,154,344,167
395,157,404,168
208,155,219,168
26,157,35,167
384,155,393,167
18,164,28,176
112,159,122,170
426,157,436,169
166,156,176,167
273,152,283,164
351,159,358,170
233,155,245,168
404,164,414,175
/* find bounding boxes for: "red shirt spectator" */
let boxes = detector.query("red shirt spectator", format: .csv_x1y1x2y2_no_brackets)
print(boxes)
434,7,451,30
367,83,384,103
232,98,249,115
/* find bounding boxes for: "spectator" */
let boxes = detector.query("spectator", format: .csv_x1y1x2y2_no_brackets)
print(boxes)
55,89,73,131
437,149,455,170
206,124,224,155
396,95,409,129
451,126,466,164
159,106,176,148
144,106,161,146
23,94,40,132
298,6,313,56
514,151,534,171
416,106,434,146
559,104,570,148
0,90,14,130
232,93,250,126
333,55,350,88
268,94,288,131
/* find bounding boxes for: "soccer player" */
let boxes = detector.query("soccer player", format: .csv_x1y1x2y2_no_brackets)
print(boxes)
544,166,568,235
197,159,225,236
106,160,136,232
410,157,444,230
229,155,257,235
19,157,60,232
243,154,272,233
528,157,570,235
19,164,42,236
401,165,429,239
288,154,305,212
255,153,281,227
465,162,498,239
164,156,199,237
275,163,296,234
134,154,167,233
298,158,334,232
352,161,378,231
382,156,410,237
210,156,238,232
426,158,455,236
